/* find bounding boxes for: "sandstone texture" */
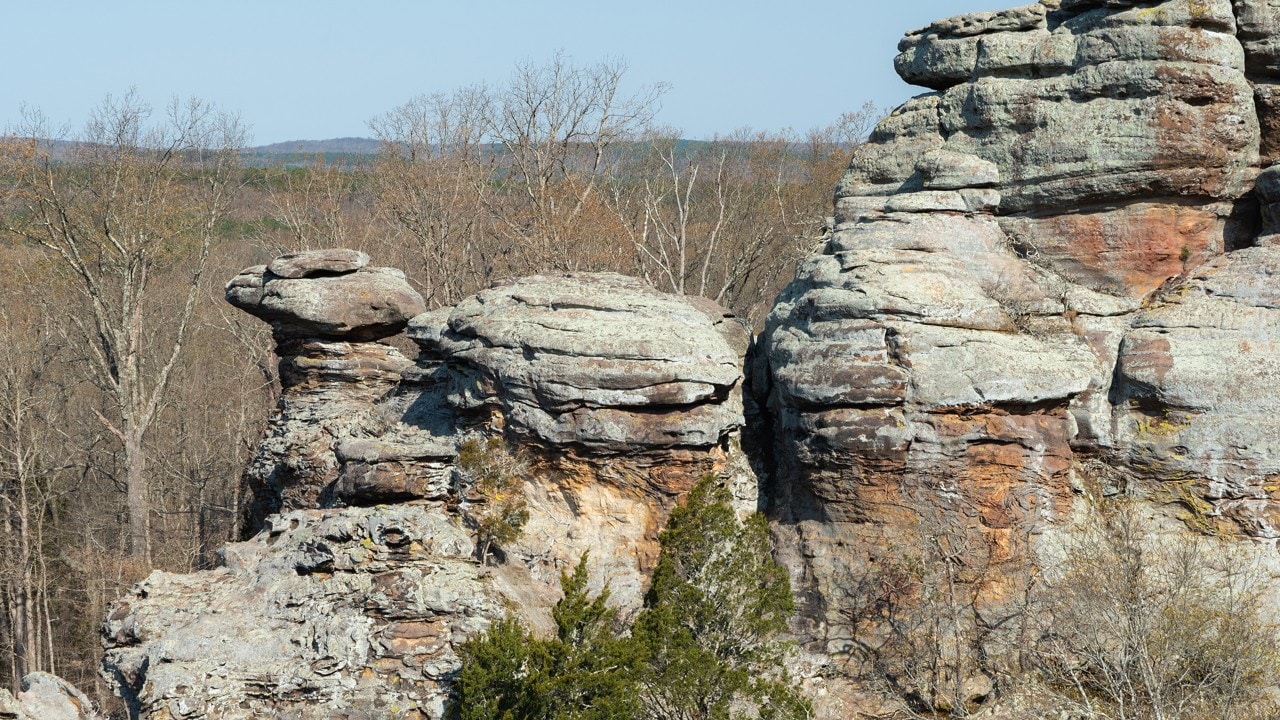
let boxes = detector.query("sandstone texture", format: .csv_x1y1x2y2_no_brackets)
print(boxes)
410,273,746,453
408,273,751,601
229,250,448,526
1112,246,1280,538
226,249,426,340
846,0,1263,299
103,259,753,718
750,0,1280,713
875,0,1259,216
103,506,527,720
96,1,1280,718
0,673,98,720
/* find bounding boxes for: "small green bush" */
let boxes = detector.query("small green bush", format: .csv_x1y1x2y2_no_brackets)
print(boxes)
449,555,640,720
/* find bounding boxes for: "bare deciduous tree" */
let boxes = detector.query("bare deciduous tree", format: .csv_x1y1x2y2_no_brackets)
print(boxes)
1039,500,1280,720
369,88,495,306
261,156,377,254
0,299,68,687
370,54,667,303
485,53,666,273
1,91,246,563
611,106,878,323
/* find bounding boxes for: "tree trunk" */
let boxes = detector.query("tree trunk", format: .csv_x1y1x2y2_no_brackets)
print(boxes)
1,588,15,691
15,432,37,679
125,429,150,565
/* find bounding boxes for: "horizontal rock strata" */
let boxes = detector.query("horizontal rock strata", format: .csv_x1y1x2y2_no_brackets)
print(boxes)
753,0,1280,713
106,259,755,718
96,2,1280,718
407,272,752,602
410,273,747,453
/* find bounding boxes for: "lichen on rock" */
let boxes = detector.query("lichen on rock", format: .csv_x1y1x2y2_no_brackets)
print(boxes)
96,1,1280,717
104,257,756,719
749,0,1280,713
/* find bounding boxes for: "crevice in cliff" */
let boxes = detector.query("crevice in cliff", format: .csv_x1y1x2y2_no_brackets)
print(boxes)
741,338,782,515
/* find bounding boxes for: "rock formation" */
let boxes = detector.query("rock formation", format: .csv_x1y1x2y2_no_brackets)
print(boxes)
226,249,429,521
751,0,1280,712
94,1,1280,718
0,673,99,720
409,273,752,599
103,259,753,718
104,506,516,720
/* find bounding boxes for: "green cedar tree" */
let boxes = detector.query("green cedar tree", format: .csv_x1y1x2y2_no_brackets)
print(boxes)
448,554,640,720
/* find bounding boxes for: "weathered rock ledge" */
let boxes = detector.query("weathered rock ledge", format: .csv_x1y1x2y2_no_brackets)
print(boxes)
102,256,755,719
95,1,1280,718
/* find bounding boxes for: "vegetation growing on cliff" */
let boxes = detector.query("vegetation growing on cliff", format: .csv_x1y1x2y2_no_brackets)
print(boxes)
841,495,1280,720
0,55,868,706
449,477,812,720
456,438,530,564
1037,501,1280,720
450,558,641,720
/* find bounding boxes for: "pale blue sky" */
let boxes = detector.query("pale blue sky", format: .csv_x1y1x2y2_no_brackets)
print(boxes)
2,2,1004,144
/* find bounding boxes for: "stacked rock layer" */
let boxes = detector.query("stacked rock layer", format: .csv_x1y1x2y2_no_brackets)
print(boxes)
104,258,753,719
93,1,1280,718
752,0,1280,711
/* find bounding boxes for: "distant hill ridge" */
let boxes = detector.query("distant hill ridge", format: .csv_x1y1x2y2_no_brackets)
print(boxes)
249,137,381,155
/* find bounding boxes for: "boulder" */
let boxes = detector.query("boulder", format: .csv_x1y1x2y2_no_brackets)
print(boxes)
409,273,746,453
755,207,1096,684
0,674,98,720
113,264,760,719
227,252,445,525
226,250,425,341
408,273,753,603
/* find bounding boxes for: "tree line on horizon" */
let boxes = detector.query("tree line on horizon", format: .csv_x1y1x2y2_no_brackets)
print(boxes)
0,54,876,714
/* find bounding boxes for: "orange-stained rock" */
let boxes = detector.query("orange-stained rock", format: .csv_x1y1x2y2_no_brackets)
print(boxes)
998,200,1256,297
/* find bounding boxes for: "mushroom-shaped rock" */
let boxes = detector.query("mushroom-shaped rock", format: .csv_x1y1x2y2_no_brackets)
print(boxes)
225,251,428,522
410,273,746,453
226,249,426,340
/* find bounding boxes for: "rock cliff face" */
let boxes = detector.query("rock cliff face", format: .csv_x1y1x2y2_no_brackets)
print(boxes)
751,0,1280,711
97,1,1280,718
104,506,519,720
104,261,752,718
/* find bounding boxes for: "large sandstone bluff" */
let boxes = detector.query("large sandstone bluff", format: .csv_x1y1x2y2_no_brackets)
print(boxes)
752,0,1280,711
96,0,1280,718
